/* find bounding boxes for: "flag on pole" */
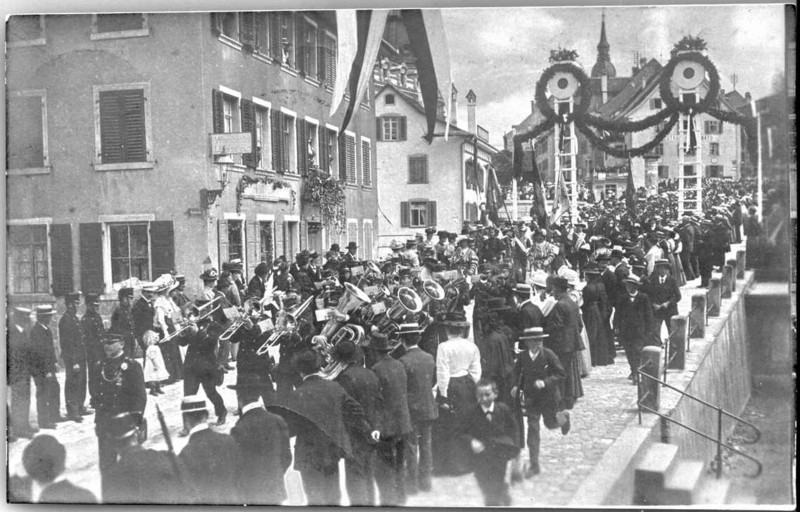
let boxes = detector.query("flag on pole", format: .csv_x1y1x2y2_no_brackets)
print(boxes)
420,10,453,140
485,166,505,224
330,10,358,118
550,169,571,226
625,163,638,219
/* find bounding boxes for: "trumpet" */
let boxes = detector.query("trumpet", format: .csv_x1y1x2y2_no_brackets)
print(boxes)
319,282,371,340
161,296,222,342
219,298,264,343
255,295,315,356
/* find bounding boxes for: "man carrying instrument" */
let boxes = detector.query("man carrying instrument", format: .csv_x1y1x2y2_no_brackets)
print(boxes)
229,302,276,411
178,302,228,432
88,333,146,499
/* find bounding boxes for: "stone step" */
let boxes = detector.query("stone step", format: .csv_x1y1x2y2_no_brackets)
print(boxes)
633,442,679,505
658,459,706,505
695,476,731,505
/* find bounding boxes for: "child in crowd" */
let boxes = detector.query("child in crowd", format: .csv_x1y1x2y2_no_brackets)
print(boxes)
142,330,168,395
459,378,520,506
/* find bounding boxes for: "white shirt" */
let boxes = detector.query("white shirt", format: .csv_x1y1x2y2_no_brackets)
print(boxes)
481,402,496,415
436,337,481,397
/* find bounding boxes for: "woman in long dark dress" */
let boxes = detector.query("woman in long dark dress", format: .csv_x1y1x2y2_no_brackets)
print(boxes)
581,267,613,366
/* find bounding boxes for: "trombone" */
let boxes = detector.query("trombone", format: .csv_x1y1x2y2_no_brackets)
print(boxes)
255,295,315,356
161,296,222,342
218,298,264,343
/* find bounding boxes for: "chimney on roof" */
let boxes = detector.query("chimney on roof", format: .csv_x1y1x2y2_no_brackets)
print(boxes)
467,89,477,135
639,57,647,68
601,74,608,104
450,84,459,127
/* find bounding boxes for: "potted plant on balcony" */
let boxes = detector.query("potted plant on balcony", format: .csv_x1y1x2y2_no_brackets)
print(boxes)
302,165,346,234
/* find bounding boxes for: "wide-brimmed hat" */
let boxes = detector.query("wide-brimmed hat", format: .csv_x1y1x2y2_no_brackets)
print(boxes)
35,305,56,316
530,271,549,288
181,395,207,414
199,268,219,281
623,274,641,285
346,242,358,250
610,249,625,259
519,326,548,340
513,283,532,294
425,226,437,235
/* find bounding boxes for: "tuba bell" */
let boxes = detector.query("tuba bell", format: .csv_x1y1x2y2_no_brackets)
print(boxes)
419,280,446,308
319,282,371,340
376,286,423,337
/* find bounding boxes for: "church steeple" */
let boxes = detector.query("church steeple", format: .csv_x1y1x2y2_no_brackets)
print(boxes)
591,12,617,78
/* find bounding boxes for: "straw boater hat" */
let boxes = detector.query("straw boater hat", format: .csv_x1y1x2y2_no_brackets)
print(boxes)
513,283,532,294
35,305,56,318
519,326,548,341
181,395,207,414
530,270,549,288
654,258,671,268
623,274,641,285
397,323,424,336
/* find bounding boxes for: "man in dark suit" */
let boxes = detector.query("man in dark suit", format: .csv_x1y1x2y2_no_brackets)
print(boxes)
246,262,270,300
132,284,157,355
342,241,359,266
9,306,37,439
29,305,64,429
333,341,381,506
110,287,137,358
103,412,182,504
82,293,107,369
510,327,570,478
615,274,654,383
513,283,545,331
178,395,244,504
544,277,584,409
60,292,88,422
643,259,682,342
477,302,516,404
273,350,375,506
398,324,438,494
22,434,97,503
369,332,413,506
229,376,292,505
460,378,520,506
88,334,147,499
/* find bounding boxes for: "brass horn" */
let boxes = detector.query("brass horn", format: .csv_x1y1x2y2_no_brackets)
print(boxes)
161,296,222,342
319,282,371,340
256,295,315,356
219,298,263,343
419,280,445,308
376,286,423,337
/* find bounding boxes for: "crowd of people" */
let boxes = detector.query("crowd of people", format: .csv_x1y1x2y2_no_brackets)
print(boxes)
7,177,782,506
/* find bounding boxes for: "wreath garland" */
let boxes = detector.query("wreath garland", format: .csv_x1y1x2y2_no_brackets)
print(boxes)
302,166,347,234
513,47,758,179
235,175,296,214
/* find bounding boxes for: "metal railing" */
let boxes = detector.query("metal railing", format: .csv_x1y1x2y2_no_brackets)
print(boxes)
636,364,762,479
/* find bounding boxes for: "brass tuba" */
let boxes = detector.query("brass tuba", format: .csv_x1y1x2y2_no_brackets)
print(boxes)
376,286,423,337
318,324,366,380
318,282,371,340
419,280,446,308
255,295,315,356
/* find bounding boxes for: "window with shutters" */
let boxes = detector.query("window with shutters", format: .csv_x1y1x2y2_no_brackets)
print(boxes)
93,83,153,171
7,90,49,173
361,138,372,187
320,127,338,176
704,120,723,134
260,221,274,264
109,223,150,284
658,165,669,178
227,220,244,261
286,220,299,260
380,116,406,141
300,18,318,79
275,110,297,173
91,13,149,40
8,224,50,294
7,15,46,47
322,32,337,89
253,13,270,56
299,120,319,175
344,133,357,184
408,155,428,184
279,12,295,67
254,106,269,170
410,202,428,228
710,142,720,156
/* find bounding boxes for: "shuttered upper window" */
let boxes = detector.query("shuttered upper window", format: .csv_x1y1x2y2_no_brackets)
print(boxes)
91,14,149,40
408,155,428,184
343,133,357,184
322,33,337,88
93,84,153,170
361,138,372,187
7,91,48,172
378,116,407,141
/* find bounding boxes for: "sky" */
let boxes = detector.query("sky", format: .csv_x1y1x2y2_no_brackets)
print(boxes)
441,4,788,148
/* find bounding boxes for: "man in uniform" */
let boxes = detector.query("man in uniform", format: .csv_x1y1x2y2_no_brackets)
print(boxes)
82,293,107,369
9,306,37,438
110,287,136,358
60,292,89,422
179,395,243,505
370,332,413,506
29,305,64,429
88,333,147,499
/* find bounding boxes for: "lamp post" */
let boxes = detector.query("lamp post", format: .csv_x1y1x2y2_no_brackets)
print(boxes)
201,150,234,209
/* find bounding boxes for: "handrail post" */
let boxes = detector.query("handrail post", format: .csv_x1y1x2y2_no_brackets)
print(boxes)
736,249,746,278
690,293,706,341
721,264,734,298
716,406,724,479
640,347,662,411
708,277,721,317
726,258,738,293
668,315,687,370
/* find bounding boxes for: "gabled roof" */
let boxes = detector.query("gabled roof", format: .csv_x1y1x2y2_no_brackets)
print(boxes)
596,58,663,119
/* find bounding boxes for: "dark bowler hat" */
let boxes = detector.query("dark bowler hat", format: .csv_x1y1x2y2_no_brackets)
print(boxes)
102,333,126,345
550,276,569,291
65,292,82,304
610,249,625,259
35,305,56,316
199,268,219,281
181,395,208,414
368,332,394,352
346,242,358,250
85,293,101,305
109,412,138,440
118,287,134,300
329,243,341,252
519,326,549,340
330,340,360,363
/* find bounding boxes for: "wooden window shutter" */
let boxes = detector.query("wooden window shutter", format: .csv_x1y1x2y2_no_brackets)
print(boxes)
427,201,437,227
400,201,410,227
246,220,259,280
325,35,336,87
211,12,223,36
346,135,356,184
50,223,73,296
718,121,723,134
376,118,383,141
299,220,306,252
317,28,326,82
338,135,347,181
254,13,267,52
362,140,371,186
271,109,283,172
150,221,175,277
240,12,255,49
217,220,229,268
240,99,255,167
269,13,281,60
294,14,305,74
212,89,225,134
318,128,329,174
297,119,308,175
399,116,407,141
79,223,104,294
275,222,285,259
99,89,146,164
